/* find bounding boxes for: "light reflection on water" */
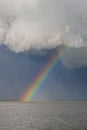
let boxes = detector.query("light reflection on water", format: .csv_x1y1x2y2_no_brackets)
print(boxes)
0,102,87,130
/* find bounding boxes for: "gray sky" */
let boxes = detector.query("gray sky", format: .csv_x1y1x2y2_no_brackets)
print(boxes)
0,0,87,101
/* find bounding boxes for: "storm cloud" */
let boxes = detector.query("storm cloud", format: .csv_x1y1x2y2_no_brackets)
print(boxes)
0,0,87,68
0,0,86,51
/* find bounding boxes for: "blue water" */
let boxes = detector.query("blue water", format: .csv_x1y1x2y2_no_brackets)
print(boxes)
0,102,87,130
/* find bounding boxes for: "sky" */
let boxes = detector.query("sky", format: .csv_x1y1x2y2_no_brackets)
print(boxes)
0,0,87,101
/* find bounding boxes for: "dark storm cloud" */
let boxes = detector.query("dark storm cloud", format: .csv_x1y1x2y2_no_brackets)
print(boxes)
0,0,87,68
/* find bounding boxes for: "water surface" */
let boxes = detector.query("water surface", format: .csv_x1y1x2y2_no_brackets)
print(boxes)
0,102,87,130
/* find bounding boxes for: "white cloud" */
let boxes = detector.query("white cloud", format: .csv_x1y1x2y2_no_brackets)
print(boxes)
0,0,86,52
0,0,87,68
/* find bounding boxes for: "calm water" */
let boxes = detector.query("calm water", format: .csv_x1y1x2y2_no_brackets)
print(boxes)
0,102,87,130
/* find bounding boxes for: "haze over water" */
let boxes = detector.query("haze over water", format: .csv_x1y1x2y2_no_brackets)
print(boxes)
0,102,87,130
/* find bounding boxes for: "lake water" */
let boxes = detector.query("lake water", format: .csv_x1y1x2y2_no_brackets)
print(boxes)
0,102,87,130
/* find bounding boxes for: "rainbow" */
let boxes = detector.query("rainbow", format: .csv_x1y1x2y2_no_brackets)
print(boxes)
20,46,67,102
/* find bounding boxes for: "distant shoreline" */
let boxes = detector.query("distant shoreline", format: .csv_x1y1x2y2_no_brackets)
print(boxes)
0,101,87,104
